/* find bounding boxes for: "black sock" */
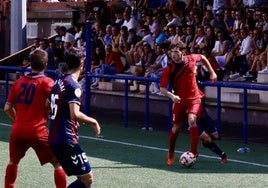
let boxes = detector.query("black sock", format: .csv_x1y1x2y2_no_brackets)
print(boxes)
203,141,226,159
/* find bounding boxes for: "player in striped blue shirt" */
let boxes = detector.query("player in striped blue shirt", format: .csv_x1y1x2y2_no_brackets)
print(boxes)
48,52,101,188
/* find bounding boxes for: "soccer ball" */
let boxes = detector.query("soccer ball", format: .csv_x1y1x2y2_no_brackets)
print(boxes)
179,151,196,167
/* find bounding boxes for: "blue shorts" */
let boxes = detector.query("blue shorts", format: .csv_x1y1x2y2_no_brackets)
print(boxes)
50,143,91,176
197,113,217,136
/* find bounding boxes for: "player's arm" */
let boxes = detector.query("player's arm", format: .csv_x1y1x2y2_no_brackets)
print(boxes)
160,65,181,103
69,102,101,137
160,87,181,103
200,54,217,82
4,102,16,121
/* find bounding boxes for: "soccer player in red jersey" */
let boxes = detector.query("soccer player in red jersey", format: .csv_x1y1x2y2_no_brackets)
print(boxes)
160,45,217,166
4,49,66,187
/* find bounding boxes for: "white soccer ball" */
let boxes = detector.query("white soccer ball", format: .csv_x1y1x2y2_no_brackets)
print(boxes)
179,151,196,167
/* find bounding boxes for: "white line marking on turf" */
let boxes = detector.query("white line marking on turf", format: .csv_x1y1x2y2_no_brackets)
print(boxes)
0,123,10,127
80,135,268,168
1,123,267,168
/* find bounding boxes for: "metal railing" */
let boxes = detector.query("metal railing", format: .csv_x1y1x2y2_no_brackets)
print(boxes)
1,66,268,143
202,81,268,144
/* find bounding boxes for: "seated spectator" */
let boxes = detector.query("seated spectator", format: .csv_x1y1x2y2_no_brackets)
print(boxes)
48,39,64,72
152,9,168,31
124,28,142,69
183,25,195,48
244,29,267,79
175,25,186,44
136,25,155,48
223,9,235,35
73,23,83,49
32,37,40,49
121,9,141,35
263,12,268,31
189,25,206,53
125,25,154,67
226,27,254,81
153,26,168,48
18,56,31,77
114,9,124,27
258,51,268,73
166,24,180,46
202,24,216,52
111,24,121,53
164,10,183,28
148,42,169,95
62,41,80,55
100,24,113,47
91,44,124,89
214,9,227,32
247,30,268,76
186,9,196,26
91,21,105,50
143,11,159,34
118,26,129,68
58,26,75,45
211,30,233,68
38,38,55,71
244,9,255,32
90,46,105,84
128,42,157,93
202,9,216,28
232,9,244,33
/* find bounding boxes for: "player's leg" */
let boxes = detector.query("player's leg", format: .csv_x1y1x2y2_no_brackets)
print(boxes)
68,172,93,188
33,134,67,188
51,162,67,188
208,132,228,163
197,112,228,163
200,132,228,163
188,113,199,156
187,99,203,156
5,162,18,188
167,123,181,166
166,103,184,166
5,136,29,188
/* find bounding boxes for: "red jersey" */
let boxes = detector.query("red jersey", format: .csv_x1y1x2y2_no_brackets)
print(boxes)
105,51,124,73
160,54,204,100
6,73,54,138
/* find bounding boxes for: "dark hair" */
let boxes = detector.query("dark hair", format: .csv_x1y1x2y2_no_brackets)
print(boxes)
59,26,66,31
128,28,136,33
63,53,82,70
121,26,128,32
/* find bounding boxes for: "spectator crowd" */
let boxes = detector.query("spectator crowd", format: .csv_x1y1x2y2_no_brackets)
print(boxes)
24,0,268,93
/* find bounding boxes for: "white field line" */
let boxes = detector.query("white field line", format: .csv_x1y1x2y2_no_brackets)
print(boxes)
81,135,268,168
1,123,268,168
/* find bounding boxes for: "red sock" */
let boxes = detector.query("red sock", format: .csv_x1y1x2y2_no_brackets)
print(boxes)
168,130,179,154
5,164,18,188
54,168,67,188
189,126,199,155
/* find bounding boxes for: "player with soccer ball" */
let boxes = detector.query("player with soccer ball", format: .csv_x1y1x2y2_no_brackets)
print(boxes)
160,45,217,166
